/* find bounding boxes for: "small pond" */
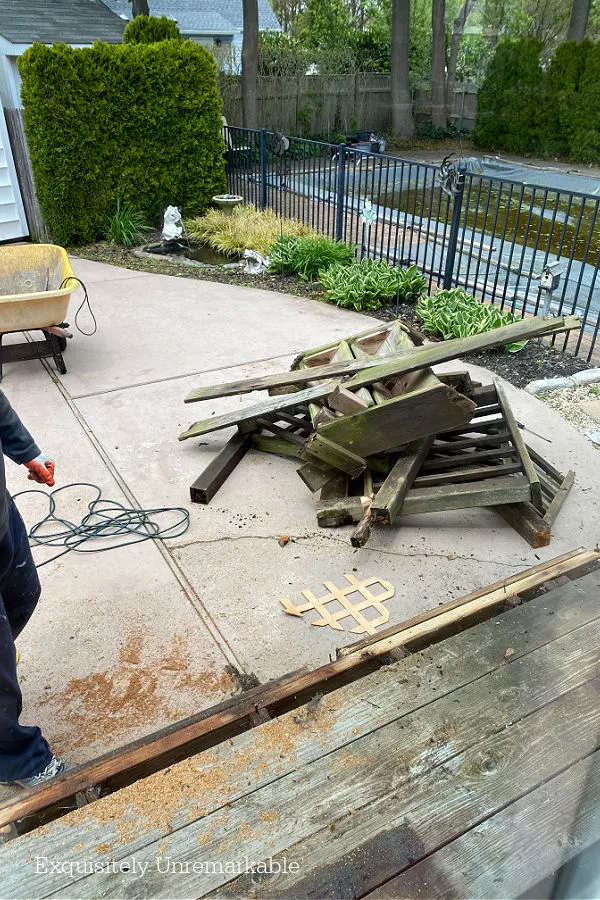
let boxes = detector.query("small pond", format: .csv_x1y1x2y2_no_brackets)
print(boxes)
143,242,242,267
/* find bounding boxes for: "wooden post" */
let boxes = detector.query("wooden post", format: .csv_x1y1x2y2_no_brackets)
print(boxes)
189,433,253,504
371,437,434,525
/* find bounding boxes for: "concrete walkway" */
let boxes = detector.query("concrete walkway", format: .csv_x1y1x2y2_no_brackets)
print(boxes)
4,258,600,773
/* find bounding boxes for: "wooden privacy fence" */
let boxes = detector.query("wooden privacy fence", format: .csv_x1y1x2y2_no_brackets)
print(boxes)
219,75,478,137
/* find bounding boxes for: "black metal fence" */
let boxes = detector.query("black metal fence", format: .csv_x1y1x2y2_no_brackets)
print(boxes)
225,126,600,362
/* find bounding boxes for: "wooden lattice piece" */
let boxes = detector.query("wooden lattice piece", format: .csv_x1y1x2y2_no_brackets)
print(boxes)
281,574,395,635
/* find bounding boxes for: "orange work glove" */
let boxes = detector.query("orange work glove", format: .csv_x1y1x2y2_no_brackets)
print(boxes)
24,453,55,487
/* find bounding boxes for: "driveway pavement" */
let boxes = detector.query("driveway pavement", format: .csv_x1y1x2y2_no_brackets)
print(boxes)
3,257,599,776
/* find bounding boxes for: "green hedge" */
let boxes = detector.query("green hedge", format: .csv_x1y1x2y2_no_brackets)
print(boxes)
123,14,182,43
19,40,226,244
474,38,600,163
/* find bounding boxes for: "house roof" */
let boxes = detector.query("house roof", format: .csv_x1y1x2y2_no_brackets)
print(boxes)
103,0,281,35
0,0,125,45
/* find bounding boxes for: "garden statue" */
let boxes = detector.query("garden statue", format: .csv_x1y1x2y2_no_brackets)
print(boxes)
243,250,270,275
162,206,183,241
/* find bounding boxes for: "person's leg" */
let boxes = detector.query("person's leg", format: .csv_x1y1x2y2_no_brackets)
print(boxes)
0,498,52,782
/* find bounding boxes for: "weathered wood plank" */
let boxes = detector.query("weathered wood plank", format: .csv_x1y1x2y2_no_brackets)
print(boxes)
319,473,349,501
436,371,480,395
189,433,253,504
5,566,600,897
329,385,371,414
318,383,476,458
338,550,599,657
368,750,600,899
227,680,600,900
543,469,576,527
432,430,511,452
301,433,367,477
413,461,524,488
350,510,373,547
251,435,300,458
291,320,412,367
496,382,542,510
495,502,551,548
401,474,532,514
421,446,517,471
526,443,565,483
255,417,304,446
28,626,600,897
371,438,434,525
184,317,580,404
297,460,338,492
350,320,433,405
316,495,366,526
272,410,312,433
179,380,340,441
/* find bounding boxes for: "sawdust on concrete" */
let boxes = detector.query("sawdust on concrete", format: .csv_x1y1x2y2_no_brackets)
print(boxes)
38,630,236,755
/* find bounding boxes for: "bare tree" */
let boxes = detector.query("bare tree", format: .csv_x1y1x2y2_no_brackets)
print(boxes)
431,0,447,128
391,0,414,136
242,0,259,129
445,0,475,119
130,0,150,15
567,0,591,39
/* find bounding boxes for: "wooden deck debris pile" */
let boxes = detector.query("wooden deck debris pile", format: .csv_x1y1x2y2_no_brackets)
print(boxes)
181,314,580,548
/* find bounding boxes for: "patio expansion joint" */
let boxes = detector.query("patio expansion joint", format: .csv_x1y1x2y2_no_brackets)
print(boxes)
171,532,527,570
35,356,246,673
68,353,306,400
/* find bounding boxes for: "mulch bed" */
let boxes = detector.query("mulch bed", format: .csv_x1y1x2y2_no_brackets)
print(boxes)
73,242,594,390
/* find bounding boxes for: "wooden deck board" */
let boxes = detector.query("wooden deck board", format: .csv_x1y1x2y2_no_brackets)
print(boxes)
4,576,597,899
3,568,600,899
215,679,600,900
367,750,600,899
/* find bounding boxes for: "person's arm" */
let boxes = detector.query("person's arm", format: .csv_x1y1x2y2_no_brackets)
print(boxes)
0,391,54,486
0,391,40,464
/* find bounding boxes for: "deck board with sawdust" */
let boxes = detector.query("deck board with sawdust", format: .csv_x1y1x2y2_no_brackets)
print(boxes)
2,570,600,899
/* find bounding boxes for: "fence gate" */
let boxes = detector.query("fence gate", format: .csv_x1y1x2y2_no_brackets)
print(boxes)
0,109,28,242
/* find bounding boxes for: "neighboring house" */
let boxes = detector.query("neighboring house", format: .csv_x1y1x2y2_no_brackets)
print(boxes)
103,0,281,65
0,0,125,110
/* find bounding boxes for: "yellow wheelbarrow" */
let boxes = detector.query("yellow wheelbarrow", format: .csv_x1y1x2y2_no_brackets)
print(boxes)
0,244,81,380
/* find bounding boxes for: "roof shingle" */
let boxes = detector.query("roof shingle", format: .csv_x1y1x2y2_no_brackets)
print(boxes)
0,0,125,44
103,0,281,34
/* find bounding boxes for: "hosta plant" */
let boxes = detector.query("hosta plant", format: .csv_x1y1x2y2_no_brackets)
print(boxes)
318,259,427,311
416,288,527,352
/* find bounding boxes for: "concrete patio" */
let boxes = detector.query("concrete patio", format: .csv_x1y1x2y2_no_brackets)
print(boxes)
4,257,600,774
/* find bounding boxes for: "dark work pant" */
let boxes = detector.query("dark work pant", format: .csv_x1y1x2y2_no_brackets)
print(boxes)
0,496,51,781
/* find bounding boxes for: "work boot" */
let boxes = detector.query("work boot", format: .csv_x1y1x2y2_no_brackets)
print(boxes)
0,755,65,788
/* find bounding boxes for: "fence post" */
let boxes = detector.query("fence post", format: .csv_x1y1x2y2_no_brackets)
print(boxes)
443,172,465,289
260,129,268,210
335,144,346,241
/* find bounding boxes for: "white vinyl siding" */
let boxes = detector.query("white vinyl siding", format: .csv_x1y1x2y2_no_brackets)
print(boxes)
0,110,27,241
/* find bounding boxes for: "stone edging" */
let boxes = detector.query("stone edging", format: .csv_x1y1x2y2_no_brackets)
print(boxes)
525,369,600,394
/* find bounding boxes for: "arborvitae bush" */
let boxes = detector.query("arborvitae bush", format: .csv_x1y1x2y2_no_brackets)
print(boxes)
123,14,182,43
473,39,544,155
569,41,600,163
19,40,225,244
541,40,592,157
474,37,600,163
